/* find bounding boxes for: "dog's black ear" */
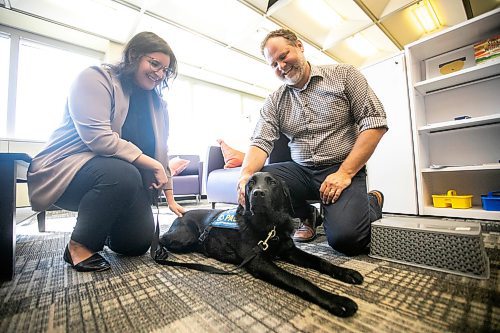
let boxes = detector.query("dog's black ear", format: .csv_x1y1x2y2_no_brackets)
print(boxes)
281,180,295,216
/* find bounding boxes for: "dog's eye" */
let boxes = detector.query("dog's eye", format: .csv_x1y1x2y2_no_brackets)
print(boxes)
269,179,277,185
247,180,255,187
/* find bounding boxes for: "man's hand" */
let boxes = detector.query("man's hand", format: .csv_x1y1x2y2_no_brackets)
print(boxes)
237,146,268,206
237,174,251,206
319,169,352,204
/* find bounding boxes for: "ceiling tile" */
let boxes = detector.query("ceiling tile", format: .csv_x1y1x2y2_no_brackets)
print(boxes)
359,0,392,18
322,20,373,50
303,43,339,65
326,24,399,67
10,0,138,43
134,0,264,49
136,14,279,94
380,6,425,48
128,0,281,62
267,0,374,50
242,0,270,13
430,0,467,27
324,0,374,19
380,0,468,48
5,0,492,96
468,0,500,17
379,0,414,18
268,0,333,47
226,18,281,60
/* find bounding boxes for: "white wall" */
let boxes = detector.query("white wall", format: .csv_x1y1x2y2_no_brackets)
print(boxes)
362,53,418,215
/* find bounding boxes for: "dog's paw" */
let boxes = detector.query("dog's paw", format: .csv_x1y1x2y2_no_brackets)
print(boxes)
326,295,358,317
337,268,363,285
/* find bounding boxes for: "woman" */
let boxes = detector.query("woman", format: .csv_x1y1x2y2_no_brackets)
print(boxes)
27,32,185,272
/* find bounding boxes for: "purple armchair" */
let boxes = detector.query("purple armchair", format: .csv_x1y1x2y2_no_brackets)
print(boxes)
205,146,240,208
170,155,203,203
205,134,291,208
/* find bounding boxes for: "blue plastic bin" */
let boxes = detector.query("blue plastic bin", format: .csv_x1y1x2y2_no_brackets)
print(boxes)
481,191,500,211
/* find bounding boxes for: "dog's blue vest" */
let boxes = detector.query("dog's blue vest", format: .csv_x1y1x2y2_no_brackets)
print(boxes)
198,208,239,243
211,208,239,229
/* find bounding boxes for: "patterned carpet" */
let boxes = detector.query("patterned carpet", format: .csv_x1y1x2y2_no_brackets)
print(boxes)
1,202,499,333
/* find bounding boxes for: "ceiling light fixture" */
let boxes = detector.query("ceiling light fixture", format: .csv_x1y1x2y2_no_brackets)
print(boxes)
345,34,377,57
412,0,440,33
296,0,342,29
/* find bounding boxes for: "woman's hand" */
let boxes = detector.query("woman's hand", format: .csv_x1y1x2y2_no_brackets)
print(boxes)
133,154,169,190
164,189,186,217
151,163,169,190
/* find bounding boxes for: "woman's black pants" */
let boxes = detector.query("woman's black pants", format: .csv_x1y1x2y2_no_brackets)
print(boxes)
55,156,154,255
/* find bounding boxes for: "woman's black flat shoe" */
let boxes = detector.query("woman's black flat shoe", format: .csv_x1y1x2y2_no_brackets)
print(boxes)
63,245,111,272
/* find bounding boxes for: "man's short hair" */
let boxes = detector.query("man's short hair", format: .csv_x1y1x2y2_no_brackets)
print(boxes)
260,29,299,56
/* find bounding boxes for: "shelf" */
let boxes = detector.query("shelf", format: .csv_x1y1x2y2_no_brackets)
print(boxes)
405,9,500,62
407,9,500,221
414,59,500,95
418,114,500,133
422,164,500,173
423,206,500,221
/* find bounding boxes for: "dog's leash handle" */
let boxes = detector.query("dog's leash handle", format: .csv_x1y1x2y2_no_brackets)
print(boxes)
150,189,169,261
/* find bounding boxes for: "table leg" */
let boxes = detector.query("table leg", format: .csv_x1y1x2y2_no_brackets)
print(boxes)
0,160,16,281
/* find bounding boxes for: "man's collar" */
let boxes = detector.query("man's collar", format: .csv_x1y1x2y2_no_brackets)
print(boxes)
309,64,324,78
288,63,323,91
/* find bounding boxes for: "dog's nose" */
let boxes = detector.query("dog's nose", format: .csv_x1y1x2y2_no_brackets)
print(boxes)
252,189,265,197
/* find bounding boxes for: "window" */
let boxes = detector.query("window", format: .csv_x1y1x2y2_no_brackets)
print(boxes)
242,95,264,138
165,76,264,157
2,27,263,156
15,39,100,140
0,34,9,137
192,83,243,150
166,77,194,153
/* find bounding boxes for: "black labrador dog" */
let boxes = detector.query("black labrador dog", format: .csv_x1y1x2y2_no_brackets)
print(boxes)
159,172,363,317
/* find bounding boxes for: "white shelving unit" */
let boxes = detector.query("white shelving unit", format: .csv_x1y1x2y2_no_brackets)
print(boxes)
414,59,500,95
418,114,500,133
405,8,500,221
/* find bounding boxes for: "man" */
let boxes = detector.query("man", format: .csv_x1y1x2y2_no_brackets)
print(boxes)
237,29,387,256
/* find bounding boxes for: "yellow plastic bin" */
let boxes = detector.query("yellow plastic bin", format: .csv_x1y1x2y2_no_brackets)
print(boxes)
432,190,473,209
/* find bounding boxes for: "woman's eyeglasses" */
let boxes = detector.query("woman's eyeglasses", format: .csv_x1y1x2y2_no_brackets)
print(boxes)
144,55,173,78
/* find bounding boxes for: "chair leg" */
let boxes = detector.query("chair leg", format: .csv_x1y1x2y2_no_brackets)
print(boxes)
37,211,46,232
196,195,201,204
211,202,216,209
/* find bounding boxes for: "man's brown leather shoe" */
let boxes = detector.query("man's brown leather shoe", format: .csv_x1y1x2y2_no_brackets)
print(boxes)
292,205,322,242
369,190,384,209
293,222,316,242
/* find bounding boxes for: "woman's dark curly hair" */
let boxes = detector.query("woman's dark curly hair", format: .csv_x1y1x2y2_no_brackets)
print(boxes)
111,31,177,97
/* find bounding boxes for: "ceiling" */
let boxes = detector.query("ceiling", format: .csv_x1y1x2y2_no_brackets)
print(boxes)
0,0,498,96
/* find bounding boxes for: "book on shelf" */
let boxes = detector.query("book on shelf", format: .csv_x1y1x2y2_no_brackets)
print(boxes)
474,35,500,64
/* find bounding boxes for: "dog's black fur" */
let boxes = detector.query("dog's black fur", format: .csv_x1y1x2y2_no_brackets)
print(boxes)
160,172,363,317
